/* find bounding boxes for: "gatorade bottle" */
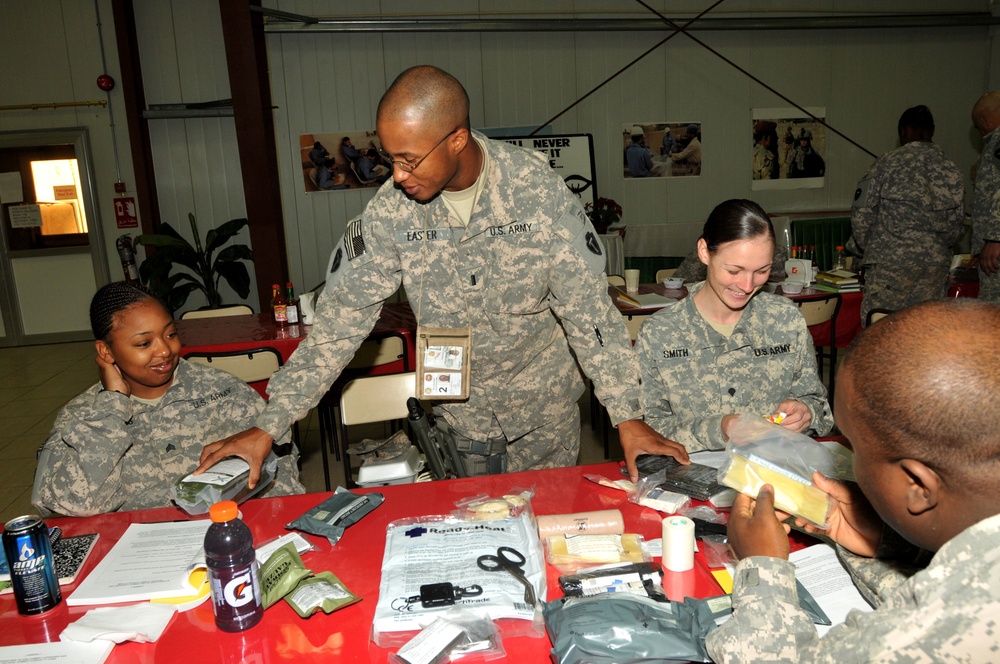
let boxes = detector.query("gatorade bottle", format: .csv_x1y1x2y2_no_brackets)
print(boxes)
205,501,263,632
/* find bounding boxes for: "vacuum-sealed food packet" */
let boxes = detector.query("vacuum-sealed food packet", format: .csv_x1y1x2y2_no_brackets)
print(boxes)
718,415,853,527
285,572,360,618
170,453,277,515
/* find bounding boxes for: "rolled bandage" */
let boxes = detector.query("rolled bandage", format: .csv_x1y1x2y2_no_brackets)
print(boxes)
536,510,625,538
662,516,695,572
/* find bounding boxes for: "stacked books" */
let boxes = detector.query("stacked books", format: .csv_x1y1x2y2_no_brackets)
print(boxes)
814,269,861,292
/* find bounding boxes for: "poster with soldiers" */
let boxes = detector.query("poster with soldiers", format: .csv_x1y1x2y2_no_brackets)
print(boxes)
299,131,392,193
622,122,702,179
751,108,827,190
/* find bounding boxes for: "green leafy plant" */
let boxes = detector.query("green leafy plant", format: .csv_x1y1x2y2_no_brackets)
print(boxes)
135,212,253,314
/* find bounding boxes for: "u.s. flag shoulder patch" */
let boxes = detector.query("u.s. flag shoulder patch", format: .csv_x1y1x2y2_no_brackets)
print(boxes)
345,219,367,261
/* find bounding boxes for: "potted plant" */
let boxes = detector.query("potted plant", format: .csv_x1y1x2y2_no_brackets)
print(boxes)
135,212,253,314
584,197,623,235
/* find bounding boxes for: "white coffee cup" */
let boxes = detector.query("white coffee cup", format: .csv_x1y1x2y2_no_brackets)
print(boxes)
624,269,640,293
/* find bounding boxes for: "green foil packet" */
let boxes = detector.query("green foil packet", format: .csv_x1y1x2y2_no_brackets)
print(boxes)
285,572,361,618
259,542,313,609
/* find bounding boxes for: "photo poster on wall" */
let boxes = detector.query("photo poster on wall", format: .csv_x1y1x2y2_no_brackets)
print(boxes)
752,107,827,190
500,134,597,209
623,122,702,179
300,131,391,193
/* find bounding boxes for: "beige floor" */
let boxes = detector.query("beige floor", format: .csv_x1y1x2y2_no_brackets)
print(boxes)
0,341,622,522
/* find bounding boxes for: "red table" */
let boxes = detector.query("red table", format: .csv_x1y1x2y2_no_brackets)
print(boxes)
610,283,863,349
176,303,418,396
0,462,738,663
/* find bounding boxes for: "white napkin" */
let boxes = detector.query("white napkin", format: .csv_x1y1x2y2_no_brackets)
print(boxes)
61,603,177,644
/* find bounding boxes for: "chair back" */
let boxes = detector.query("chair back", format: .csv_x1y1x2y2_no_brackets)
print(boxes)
655,268,676,282
180,304,254,319
339,372,417,427
345,336,406,371
796,294,840,326
607,275,626,287
184,347,282,383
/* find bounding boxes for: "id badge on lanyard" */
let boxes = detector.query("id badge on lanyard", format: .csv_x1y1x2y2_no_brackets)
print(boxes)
415,326,472,400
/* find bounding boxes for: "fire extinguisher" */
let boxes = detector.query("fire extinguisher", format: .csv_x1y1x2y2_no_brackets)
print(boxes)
116,235,140,284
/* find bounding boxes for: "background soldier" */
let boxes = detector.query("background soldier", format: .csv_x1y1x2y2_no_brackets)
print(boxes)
850,105,965,325
971,90,1000,302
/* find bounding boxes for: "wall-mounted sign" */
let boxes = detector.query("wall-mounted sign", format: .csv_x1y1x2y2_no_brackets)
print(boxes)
501,134,596,207
9,205,42,228
114,196,139,229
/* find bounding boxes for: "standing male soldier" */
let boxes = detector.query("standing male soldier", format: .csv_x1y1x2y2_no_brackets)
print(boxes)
850,105,965,324
971,90,1000,302
197,65,687,485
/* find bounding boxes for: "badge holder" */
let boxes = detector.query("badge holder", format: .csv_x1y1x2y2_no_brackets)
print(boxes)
415,326,472,400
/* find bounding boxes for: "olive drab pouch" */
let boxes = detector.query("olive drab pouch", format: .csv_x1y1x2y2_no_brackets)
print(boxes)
415,326,472,400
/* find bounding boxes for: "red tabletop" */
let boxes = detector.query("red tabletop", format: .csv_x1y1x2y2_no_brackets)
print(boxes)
0,462,740,663
610,283,863,349
176,303,418,397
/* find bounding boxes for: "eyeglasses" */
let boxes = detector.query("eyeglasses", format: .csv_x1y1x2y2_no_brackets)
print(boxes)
378,129,458,173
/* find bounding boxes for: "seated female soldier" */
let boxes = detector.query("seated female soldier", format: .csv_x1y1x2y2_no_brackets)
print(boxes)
636,199,833,451
32,282,304,517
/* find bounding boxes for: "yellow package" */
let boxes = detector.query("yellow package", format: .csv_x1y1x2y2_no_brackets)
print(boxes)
719,453,830,527
544,533,648,574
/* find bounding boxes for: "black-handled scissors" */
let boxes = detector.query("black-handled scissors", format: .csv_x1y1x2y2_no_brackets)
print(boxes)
476,546,536,606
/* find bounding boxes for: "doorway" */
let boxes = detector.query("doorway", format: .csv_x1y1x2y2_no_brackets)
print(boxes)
0,128,109,346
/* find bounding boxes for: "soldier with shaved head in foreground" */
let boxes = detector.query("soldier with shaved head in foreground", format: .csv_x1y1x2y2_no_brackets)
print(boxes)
198,65,688,483
708,300,1000,662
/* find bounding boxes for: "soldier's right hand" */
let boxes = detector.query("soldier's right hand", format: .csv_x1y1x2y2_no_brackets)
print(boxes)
96,353,130,396
979,241,1000,275
795,471,883,557
196,427,274,489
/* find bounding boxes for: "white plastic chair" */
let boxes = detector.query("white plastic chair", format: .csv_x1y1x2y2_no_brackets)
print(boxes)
180,304,253,319
338,372,418,486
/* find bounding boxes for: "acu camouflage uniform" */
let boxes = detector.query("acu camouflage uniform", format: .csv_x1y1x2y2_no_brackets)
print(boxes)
706,512,1000,663
31,359,303,517
636,282,833,451
752,142,778,180
673,244,788,284
258,131,640,472
851,140,965,323
972,127,1000,302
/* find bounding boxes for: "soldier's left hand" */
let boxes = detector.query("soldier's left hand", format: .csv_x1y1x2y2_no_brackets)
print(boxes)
727,485,791,560
775,399,811,432
618,419,689,481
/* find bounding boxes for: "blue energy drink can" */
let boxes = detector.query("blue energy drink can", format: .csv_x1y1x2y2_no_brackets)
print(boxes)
2,515,62,615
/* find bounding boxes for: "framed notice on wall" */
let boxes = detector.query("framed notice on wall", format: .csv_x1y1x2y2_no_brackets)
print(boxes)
500,134,597,209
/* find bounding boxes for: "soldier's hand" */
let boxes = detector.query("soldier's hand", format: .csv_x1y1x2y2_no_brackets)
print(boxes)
775,399,811,432
618,419,689,482
196,428,274,489
727,485,791,560
795,472,882,557
95,353,130,396
979,241,1000,275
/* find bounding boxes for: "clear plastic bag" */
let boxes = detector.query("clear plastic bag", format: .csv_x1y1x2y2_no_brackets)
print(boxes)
718,415,852,527
631,470,691,514
169,452,277,515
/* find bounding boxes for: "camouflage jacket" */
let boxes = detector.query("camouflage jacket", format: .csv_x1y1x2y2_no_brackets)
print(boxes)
706,512,1000,663
972,127,1000,253
32,359,302,517
259,132,639,442
636,283,833,450
851,140,964,269
752,143,778,180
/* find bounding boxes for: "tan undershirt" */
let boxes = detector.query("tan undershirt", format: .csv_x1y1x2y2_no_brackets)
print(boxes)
440,135,489,226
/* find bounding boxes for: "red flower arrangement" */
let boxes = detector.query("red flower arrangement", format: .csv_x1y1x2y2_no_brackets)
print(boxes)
584,197,622,234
